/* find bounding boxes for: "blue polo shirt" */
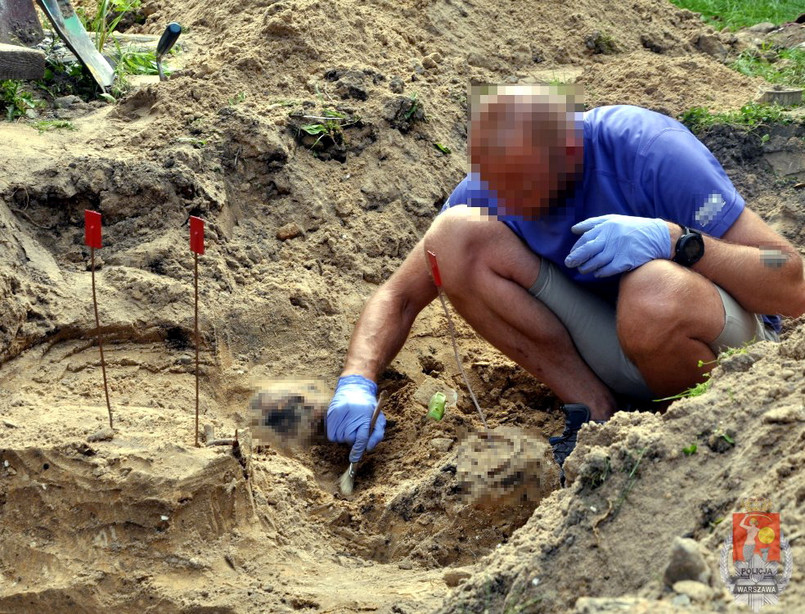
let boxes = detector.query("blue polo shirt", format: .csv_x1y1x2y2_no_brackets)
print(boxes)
443,105,781,332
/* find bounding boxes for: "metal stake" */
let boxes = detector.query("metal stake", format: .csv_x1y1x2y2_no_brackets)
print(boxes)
91,246,113,429
194,251,200,447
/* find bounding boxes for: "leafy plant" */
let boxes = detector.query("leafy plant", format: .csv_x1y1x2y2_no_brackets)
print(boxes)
114,47,162,76
404,92,423,121
683,443,698,456
0,80,37,121
36,40,100,101
434,142,451,154
297,108,354,150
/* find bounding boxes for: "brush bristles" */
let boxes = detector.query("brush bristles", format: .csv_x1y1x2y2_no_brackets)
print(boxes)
339,468,354,495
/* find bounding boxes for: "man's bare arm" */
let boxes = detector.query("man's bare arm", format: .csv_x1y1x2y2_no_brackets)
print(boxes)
667,209,805,317
341,238,438,381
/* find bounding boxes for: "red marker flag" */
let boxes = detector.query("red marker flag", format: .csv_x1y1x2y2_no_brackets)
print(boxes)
190,216,205,255
427,250,442,288
84,210,102,249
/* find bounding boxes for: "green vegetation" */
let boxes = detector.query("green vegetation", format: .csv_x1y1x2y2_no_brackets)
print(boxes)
404,92,423,121
612,447,646,518
434,142,451,154
33,120,75,133
228,91,247,106
655,342,758,402
297,108,356,150
585,31,618,55
679,102,792,133
654,376,712,401
731,46,805,88
586,457,612,489
114,47,162,77
682,443,698,456
176,136,207,149
0,80,37,120
669,0,804,30
78,0,143,51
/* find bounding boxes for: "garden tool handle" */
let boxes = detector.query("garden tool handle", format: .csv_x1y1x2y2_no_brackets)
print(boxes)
157,22,182,59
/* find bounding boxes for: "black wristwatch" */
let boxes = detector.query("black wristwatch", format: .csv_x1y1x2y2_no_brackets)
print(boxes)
673,225,705,267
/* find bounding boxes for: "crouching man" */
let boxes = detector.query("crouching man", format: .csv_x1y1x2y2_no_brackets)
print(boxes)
325,85,805,477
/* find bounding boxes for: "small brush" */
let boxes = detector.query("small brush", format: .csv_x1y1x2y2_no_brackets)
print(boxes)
426,250,489,431
339,390,388,496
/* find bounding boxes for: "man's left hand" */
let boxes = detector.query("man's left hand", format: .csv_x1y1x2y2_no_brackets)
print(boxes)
565,214,672,277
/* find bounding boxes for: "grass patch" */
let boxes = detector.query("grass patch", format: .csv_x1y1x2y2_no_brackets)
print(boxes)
669,0,804,30
33,120,75,133
731,46,805,88
679,102,792,133
611,447,646,519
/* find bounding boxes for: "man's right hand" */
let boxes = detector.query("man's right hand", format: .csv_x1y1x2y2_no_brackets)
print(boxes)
326,374,387,464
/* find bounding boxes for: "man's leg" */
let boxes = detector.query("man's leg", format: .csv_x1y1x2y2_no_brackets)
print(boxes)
617,260,726,396
423,206,617,420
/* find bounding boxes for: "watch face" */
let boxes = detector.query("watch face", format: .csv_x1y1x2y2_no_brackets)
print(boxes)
677,233,704,265
683,239,701,260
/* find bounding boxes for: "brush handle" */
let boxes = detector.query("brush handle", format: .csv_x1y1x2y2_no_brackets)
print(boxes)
369,390,387,432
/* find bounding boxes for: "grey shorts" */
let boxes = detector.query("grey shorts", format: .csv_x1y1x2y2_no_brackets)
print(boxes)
528,261,779,401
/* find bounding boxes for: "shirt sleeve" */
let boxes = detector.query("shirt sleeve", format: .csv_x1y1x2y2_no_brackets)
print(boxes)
441,173,499,214
634,127,744,238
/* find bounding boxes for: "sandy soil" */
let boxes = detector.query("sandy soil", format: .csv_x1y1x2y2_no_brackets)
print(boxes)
1,0,804,612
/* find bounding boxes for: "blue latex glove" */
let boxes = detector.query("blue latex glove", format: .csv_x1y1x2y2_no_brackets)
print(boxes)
565,214,671,277
326,374,387,463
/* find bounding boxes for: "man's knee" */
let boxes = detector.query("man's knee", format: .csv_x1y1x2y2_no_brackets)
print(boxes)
423,207,507,295
616,260,689,356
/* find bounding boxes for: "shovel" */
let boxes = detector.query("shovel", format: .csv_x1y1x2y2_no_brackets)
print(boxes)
36,0,115,90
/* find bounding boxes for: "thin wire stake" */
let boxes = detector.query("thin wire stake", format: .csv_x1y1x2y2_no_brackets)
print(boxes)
194,250,200,448
189,216,205,447
436,289,488,430
91,246,113,430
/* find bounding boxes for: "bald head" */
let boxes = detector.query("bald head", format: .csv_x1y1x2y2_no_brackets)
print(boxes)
469,85,583,219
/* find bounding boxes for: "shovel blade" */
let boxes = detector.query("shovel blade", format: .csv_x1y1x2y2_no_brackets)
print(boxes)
35,0,115,89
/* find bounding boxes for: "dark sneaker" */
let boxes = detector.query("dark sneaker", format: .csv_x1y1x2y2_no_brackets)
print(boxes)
549,404,591,485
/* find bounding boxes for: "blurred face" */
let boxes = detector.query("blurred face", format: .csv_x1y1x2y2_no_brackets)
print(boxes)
469,95,583,220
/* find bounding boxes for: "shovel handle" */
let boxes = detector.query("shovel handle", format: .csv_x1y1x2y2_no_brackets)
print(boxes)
157,22,182,59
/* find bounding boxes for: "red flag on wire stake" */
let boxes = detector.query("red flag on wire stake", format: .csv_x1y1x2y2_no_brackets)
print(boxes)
426,249,442,287
84,209,113,431
85,210,102,249
190,216,205,255
190,216,204,446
